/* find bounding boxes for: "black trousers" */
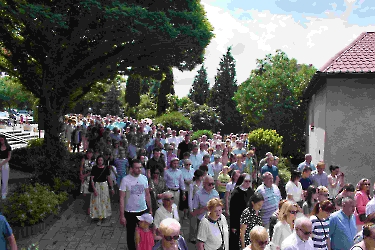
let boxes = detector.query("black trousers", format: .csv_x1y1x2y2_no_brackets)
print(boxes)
229,229,239,250
124,210,147,250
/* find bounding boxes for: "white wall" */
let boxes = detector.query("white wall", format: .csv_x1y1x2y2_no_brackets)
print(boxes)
325,77,375,187
307,83,327,164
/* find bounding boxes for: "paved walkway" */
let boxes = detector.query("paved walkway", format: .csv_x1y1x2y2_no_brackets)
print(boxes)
15,195,196,250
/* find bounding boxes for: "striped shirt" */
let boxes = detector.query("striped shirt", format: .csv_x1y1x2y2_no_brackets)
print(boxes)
255,184,281,226
310,215,329,250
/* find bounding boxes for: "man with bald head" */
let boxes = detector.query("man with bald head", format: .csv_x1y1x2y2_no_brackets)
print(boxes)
255,172,281,229
281,216,314,250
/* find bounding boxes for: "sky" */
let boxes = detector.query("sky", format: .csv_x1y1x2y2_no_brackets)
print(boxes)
173,0,375,97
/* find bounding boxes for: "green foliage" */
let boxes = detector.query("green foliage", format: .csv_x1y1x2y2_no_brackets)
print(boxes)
27,138,44,148
208,47,242,134
3,183,68,226
52,177,75,194
181,99,222,131
278,157,292,182
191,130,213,141
0,76,36,110
133,94,157,120
154,112,192,131
102,83,122,116
189,64,210,105
126,75,141,107
176,97,191,109
234,50,316,158
157,67,175,115
248,128,283,159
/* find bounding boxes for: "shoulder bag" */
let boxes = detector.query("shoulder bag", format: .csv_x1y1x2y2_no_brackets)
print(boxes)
88,166,108,193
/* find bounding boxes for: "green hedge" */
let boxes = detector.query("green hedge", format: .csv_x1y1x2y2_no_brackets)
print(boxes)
154,111,192,131
191,130,213,141
248,128,283,160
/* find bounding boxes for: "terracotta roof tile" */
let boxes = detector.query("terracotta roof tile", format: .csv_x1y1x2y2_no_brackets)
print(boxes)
319,32,375,73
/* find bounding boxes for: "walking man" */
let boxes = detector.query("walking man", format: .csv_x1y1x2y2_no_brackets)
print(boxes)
119,159,152,250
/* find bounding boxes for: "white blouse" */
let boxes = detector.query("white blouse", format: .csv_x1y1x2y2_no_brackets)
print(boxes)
271,221,293,250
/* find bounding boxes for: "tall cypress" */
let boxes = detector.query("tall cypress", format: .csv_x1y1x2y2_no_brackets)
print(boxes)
157,67,174,115
188,64,209,105
125,75,141,107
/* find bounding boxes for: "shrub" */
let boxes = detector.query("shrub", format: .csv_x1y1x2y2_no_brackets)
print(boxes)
248,128,283,160
191,130,213,141
154,111,192,131
27,138,44,148
3,183,68,226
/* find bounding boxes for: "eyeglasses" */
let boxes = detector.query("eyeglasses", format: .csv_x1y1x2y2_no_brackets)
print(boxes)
289,210,298,215
185,164,191,166
364,183,371,186
208,183,215,186
322,193,329,197
244,180,251,183
163,197,174,201
257,240,269,246
298,228,312,235
164,235,179,241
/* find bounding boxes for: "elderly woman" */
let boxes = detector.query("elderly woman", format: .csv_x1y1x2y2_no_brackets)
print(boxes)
351,222,375,250
180,159,194,219
152,218,188,250
243,226,270,250
355,178,372,231
240,193,264,249
197,198,229,250
270,201,299,250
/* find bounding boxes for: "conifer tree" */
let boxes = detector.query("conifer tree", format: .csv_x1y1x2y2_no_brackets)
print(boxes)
102,83,122,116
157,67,174,115
208,47,242,133
188,64,209,105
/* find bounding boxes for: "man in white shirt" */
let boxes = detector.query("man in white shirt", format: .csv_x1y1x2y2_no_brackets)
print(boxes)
190,145,203,170
119,159,152,250
281,216,314,250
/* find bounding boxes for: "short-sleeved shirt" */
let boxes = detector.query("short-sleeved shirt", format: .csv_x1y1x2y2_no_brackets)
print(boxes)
260,165,279,182
0,146,11,159
256,184,281,226
0,215,12,250
239,208,262,248
311,171,328,187
297,161,316,172
178,141,193,159
285,181,303,202
119,174,149,212
299,177,313,190
193,188,219,220
197,214,229,250
90,165,110,182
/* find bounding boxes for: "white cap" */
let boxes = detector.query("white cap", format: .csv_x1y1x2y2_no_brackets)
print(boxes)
136,213,153,224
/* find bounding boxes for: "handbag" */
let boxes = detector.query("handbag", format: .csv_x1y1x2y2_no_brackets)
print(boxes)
88,166,108,193
356,207,367,222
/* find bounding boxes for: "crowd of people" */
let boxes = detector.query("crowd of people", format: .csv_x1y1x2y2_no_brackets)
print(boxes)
66,113,375,250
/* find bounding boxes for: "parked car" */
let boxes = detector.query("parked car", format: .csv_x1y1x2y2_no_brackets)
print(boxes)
0,111,9,124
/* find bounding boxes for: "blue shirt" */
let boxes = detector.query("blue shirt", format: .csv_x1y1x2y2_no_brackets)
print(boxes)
329,210,356,250
230,162,245,173
297,161,316,172
0,215,12,250
164,168,186,191
299,177,313,190
193,188,219,220
261,165,279,182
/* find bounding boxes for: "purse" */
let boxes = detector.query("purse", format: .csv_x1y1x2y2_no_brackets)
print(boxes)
88,166,108,193
356,207,367,222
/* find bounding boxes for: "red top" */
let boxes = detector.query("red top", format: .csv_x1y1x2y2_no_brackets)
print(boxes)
136,227,154,250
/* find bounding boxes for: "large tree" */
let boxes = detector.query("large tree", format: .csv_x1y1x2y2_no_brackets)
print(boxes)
125,75,141,107
188,64,209,105
208,47,242,133
0,0,213,166
102,81,122,116
0,76,36,110
234,50,316,159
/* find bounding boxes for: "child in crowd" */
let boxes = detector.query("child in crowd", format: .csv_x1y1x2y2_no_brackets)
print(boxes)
299,166,313,191
135,213,155,250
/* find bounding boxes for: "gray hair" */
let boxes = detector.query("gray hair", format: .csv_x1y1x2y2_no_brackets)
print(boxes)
305,154,312,158
162,191,174,198
183,159,192,165
159,218,181,236
294,216,312,229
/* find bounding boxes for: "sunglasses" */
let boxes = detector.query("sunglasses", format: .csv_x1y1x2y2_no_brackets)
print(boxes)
289,210,298,215
164,235,179,241
163,197,174,201
298,228,312,235
257,240,269,246
322,193,329,197
364,183,371,186
208,183,215,186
